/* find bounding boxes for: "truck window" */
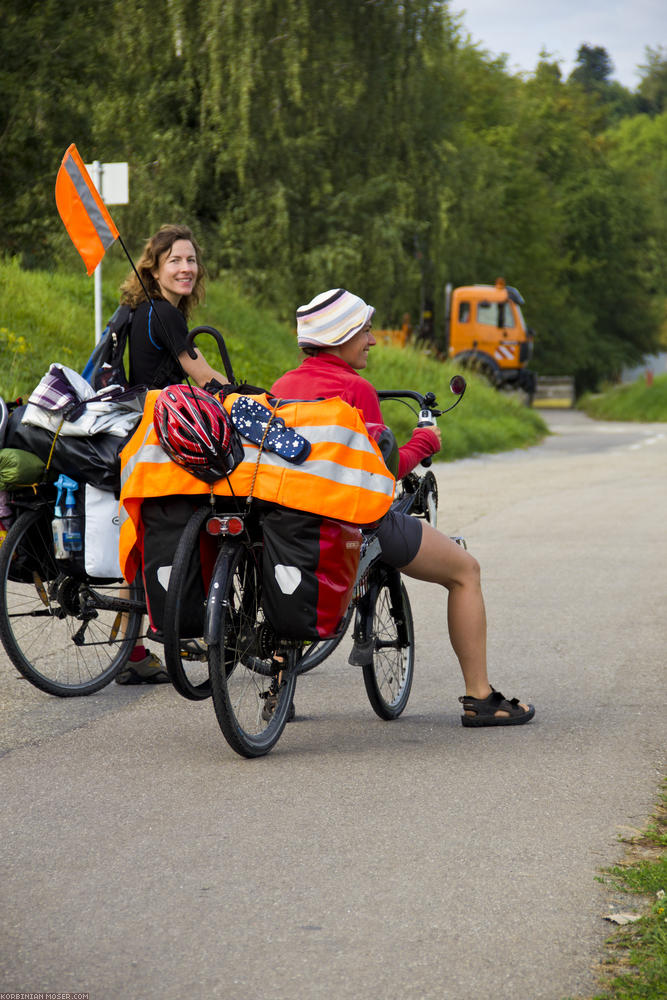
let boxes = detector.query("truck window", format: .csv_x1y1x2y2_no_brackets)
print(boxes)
476,302,499,326
477,302,516,329
458,302,470,322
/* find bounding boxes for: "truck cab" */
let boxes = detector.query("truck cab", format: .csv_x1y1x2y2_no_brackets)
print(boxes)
446,278,536,397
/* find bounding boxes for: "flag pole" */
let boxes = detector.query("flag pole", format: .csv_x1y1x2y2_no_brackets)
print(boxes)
91,161,104,342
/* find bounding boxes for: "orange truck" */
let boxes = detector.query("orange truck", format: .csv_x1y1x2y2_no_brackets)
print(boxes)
444,278,536,398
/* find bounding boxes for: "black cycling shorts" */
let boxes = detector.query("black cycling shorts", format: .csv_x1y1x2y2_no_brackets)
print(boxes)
375,508,423,568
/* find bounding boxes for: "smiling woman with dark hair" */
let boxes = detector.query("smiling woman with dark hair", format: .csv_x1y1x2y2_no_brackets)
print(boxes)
120,224,228,392
114,225,230,686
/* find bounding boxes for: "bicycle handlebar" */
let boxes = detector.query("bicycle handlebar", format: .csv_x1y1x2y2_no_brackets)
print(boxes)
378,377,467,468
185,326,236,384
377,377,466,418
376,389,441,414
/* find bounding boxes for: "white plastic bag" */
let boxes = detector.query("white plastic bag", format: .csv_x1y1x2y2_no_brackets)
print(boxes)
84,485,121,578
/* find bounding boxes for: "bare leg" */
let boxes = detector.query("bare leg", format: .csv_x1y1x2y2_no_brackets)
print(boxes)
399,523,529,717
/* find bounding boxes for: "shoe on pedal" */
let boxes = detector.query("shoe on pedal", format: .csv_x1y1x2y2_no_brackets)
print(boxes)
261,694,296,722
115,652,170,685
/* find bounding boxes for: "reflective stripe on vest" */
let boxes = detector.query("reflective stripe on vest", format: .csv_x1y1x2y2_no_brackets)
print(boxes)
119,391,395,582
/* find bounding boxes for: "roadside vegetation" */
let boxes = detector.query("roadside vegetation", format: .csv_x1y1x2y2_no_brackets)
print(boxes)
578,376,667,422
0,257,546,462
3,4,666,395
570,785,666,1000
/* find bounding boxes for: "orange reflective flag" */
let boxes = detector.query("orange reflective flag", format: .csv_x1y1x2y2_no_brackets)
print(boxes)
55,144,119,275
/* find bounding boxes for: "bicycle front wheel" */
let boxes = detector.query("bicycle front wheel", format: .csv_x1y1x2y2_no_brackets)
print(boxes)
362,570,414,719
0,508,142,696
208,541,298,758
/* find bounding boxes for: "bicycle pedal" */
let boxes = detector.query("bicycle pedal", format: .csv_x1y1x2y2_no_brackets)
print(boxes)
180,639,208,660
450,535,467,549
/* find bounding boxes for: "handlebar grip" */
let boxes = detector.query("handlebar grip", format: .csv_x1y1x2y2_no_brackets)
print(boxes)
418,414,436,468
186,326,236,383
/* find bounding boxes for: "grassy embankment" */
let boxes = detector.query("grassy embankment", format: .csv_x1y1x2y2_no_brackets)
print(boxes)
0,255,546,460
579,376,667,422
568,786,666,1000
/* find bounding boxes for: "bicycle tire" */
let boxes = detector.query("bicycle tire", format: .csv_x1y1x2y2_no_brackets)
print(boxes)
417,470,438,529
362,570,414,720
296,602,354,674
424,483,438,529
208,540,297,758
0,508,142,696
162,505,212,701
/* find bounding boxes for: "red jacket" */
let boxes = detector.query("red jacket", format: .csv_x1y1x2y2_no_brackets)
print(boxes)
271,354,440,479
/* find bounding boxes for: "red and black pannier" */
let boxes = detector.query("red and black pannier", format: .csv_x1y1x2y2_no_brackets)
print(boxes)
261,506,361,641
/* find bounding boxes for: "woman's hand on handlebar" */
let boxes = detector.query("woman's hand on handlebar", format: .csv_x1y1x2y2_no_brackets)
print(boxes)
426,423,442,450
412,422,441,452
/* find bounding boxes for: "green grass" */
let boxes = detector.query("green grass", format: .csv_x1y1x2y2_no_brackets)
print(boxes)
0,255,547,461
579,375,667,422
568,785,667,1000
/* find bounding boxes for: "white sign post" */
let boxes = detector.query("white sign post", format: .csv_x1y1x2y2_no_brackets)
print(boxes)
84,161,129,342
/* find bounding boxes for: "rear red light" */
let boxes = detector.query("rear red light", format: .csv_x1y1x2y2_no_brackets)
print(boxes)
206,515,245,536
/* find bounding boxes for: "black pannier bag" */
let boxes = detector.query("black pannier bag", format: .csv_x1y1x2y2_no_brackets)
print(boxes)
6,501,57,584
261,506,362,641
5,405,126,492
140,496,216,637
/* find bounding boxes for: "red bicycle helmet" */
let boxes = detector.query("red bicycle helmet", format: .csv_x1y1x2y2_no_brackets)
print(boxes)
154,384,236,484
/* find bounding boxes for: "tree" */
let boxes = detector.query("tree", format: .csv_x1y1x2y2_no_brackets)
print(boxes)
569,44,614,88
604,111,667,300
637,46,667,114
0,0,112,263
0,0,661,389
567,43,638,126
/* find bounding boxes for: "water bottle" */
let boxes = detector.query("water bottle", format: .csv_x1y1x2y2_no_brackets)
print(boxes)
52,475,82,557
51,476,68,559
62,480,82,553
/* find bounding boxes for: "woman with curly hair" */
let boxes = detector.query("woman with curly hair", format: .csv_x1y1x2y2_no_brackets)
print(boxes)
115,225,229,685
120,223,228,391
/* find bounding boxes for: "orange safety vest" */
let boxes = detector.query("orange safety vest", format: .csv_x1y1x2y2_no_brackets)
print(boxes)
119,391,395,582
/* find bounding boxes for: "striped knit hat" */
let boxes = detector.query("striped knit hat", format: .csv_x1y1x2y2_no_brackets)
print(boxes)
296,289,375,347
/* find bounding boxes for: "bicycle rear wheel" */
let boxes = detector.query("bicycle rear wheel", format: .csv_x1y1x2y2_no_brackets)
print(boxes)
361,570,414,719
208,540,297,758
162,505,212,700
0,508,142,696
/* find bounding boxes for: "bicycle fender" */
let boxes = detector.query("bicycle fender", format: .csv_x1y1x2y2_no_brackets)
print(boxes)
204,541,238,646
356,534,382,583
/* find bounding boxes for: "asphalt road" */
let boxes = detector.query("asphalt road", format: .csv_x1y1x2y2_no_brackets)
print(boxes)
1,409,665,1000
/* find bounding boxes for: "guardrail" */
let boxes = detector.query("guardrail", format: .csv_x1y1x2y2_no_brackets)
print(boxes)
533,376,575,408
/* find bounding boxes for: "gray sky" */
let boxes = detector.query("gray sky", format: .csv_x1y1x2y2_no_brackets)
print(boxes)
448,0,666,89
